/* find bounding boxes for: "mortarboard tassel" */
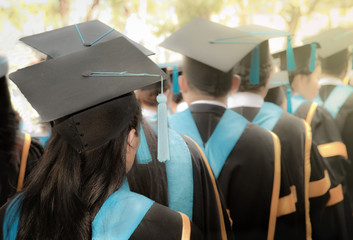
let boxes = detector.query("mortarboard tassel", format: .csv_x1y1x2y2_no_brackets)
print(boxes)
309,43,316,72
158,64,179,94
136,124,152,164
157,76,170,162
250,45,260,85
286,36,296,71
286,85,292,113
172,65,179,94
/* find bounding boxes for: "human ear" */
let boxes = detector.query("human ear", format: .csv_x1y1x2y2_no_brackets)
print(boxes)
178,75,188,93
230,75,241,93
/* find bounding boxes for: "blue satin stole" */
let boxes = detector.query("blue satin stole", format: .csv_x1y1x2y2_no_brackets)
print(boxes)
169,108,248,178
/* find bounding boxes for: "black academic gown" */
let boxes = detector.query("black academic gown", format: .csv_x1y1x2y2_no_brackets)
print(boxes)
0,132,43,207
319,84,353,239
128,120,233,240
319,85,353,193
294,101,349,240
232,105,329,240
170,103,281,240
0,194,203,240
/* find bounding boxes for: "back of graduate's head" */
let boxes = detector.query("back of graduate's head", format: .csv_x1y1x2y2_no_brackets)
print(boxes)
136,79,171,107
320,48,350,78
235,40,273,92
182,56,234,98
302,27,353,80
277,44,321,100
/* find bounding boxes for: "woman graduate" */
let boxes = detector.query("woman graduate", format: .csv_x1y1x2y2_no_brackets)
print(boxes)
0,37,201,239
0,56,43,208
273,43,349,240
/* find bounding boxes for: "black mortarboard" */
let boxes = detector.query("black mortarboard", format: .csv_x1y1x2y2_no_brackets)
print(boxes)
158,63,180,93
268,70,289,89
9,37,167,153
0,55,8,77
160,18,293,84
20,20,154,58
273,43,320,75
303,27,353,58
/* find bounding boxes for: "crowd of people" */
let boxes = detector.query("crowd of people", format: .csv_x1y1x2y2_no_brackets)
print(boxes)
1,17,353,239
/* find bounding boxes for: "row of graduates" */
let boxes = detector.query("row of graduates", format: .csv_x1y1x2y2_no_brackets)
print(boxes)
0,17,352,239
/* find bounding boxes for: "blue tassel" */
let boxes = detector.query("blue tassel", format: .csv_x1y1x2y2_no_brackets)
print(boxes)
250,45,260,85
157,77,170,162
286,85,292,113
309,43,316,72
286,36,296,71
136,124,152,164
172,65,179,94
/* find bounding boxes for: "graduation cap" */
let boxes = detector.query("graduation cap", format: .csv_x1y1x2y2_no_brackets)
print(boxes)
273,43,320,74
158,63,180,93
265,71,292,112
0,55,8,77
303,27,353,58
20,20,154,58
9,37,168,154
272,43,320,113
160,17,294,85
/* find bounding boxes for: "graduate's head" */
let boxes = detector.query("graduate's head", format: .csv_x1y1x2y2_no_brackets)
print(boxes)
9,37,167,156
320,48,350,79
182,56,234,98
273,44,321,101
160,18,252,103
303,27,353,80
235,40,273,93
135,79,171,108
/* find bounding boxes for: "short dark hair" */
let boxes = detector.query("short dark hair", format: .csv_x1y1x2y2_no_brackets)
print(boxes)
320,49,350,77
235,41,273,92
183,56,233,98
137,80,171,107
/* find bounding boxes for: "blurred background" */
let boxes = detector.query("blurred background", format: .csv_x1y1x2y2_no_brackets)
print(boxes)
1,0,353,134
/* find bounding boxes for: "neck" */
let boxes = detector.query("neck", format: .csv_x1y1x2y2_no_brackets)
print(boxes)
184,91,227,105
321,73,344,81
243,88,267,99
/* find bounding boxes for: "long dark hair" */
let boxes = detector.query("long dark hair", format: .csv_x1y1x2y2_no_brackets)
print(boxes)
10,102,141,240
127,119,169,206
0,75,18,206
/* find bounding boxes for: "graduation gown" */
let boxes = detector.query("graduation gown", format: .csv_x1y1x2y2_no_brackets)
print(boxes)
318,83,353,186
0,132,43,207
169,102,281,240
318,80,353,239
128,120,233,240
230,93,329,240
292,97,349,240
0,181,202,240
